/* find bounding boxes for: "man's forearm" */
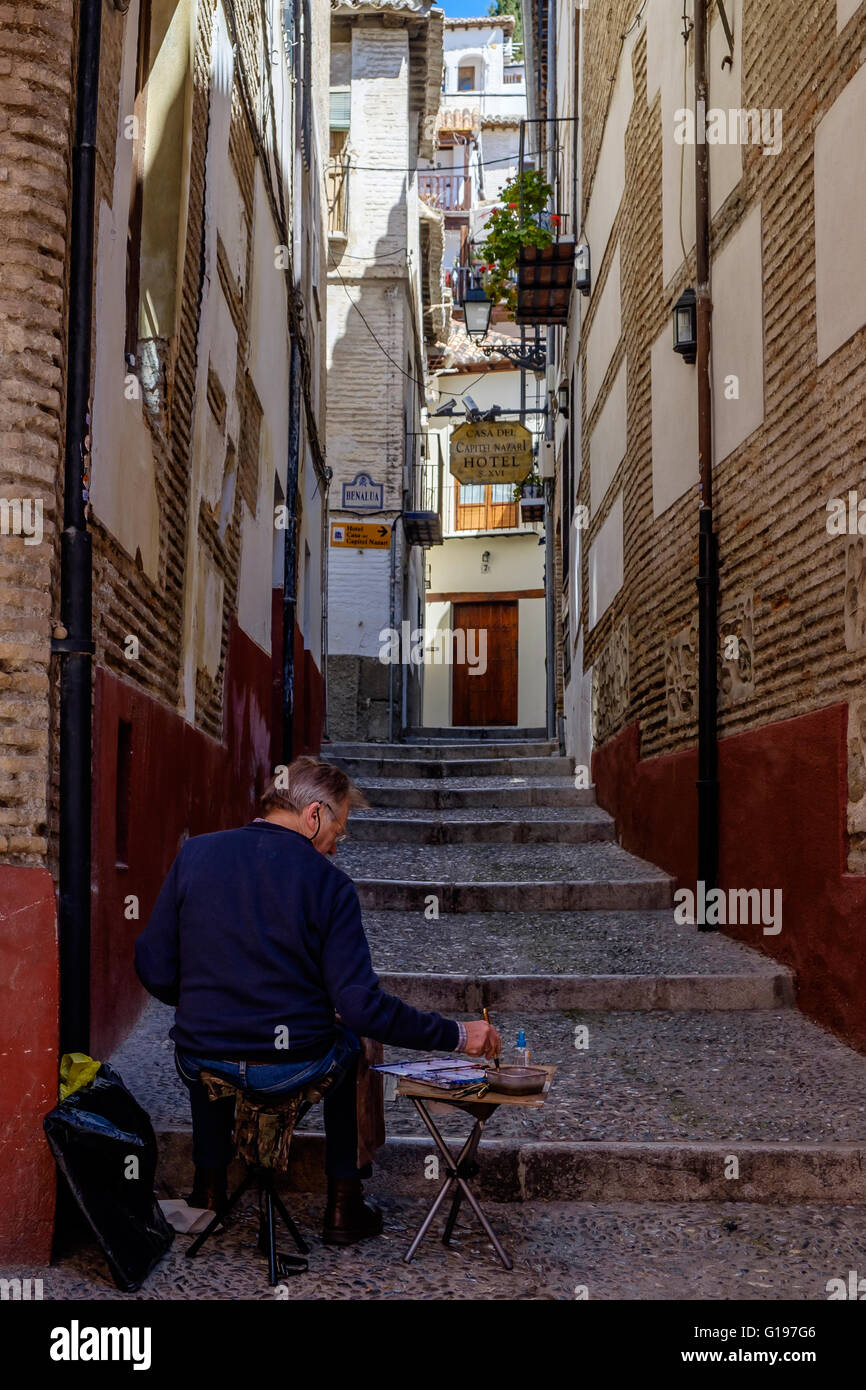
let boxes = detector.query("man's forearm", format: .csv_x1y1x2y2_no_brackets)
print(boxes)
453,1020,467,1052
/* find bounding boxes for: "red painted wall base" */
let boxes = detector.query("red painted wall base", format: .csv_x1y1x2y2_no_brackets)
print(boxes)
0,866,58,1262
593,704,866,1052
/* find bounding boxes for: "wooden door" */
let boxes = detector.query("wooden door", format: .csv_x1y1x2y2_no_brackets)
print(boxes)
451,600,518,726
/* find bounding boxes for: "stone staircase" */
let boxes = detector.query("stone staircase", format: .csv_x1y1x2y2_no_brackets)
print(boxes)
95,729,866,1296
304,732,866,1205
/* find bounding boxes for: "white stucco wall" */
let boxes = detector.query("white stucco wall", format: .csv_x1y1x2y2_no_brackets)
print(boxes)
815,59,866,363
441,21,524,120
583,24,636,279
653,0,744,288
838,0,865,32
480,124,522,201
588,490,624,629
585,244,622,415
589,360,627,516
650,323,699,518
90,0,160,582
237,168,292,653
711,202,765,463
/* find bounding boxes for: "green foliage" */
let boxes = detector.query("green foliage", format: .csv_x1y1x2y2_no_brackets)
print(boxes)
476,169,553,310
488,0,523,49
512,469,541,502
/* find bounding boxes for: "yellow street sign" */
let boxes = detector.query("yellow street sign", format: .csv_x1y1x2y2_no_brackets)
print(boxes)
330,521,392,549
449,420,533,484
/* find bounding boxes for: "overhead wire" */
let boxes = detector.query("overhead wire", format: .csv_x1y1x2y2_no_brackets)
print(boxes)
334,146,562,174
327,248,522,406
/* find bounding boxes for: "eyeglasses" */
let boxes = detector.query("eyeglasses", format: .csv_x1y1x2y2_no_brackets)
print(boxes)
320,801,349,843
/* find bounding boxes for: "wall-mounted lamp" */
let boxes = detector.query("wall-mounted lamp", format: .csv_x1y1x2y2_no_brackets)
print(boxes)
673,287,697,364
575,240,591,297
462,286,493,343
481,550,491,573
557,381,570,419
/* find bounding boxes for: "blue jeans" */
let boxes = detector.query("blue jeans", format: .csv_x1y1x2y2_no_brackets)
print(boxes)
174,1026,370,1180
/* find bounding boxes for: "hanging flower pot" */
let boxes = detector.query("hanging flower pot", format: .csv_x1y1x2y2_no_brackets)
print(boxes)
517,472,544,522
476,169,554,311
516,241,576,326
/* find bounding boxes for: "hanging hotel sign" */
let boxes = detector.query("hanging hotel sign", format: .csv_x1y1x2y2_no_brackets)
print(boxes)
448,421,533,484
330,521,391,549
341,471,384,510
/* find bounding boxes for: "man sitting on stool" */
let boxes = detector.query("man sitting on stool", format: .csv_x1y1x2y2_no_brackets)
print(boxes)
134,756,500,1247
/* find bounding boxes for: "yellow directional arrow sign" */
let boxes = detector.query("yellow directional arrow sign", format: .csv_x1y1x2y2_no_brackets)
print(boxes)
330,521,392,549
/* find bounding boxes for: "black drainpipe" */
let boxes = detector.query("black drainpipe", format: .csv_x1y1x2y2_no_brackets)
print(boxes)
693,0,720,923
282,339,302,762
53,0,102,1055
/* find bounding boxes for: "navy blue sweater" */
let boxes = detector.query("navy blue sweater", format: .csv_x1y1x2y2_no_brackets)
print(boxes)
134,820,459,1061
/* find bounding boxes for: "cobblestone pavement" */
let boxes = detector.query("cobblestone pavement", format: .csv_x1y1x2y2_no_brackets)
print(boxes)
362,909,783,975
336,840,671,882
5,1199,865,1300
114,999,866,1143
307,1010,866,1144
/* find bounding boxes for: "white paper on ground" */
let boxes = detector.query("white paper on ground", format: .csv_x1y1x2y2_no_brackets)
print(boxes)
159,1199,215,1235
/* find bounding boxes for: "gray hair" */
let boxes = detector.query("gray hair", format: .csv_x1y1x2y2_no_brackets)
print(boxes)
259,756,368,816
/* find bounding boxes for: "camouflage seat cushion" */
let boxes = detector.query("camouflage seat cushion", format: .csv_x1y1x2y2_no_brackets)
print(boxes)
199,1068,336,1172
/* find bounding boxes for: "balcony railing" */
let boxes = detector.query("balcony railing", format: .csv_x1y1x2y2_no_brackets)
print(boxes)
327,155,351,238
419,171,470,212
410,460,541,542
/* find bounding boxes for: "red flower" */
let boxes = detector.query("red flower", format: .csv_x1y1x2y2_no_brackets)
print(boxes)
551,214,561,226
507,202,518,210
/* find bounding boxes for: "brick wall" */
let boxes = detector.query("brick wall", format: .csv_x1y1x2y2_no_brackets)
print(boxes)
568,0,866,866
0,1,75,866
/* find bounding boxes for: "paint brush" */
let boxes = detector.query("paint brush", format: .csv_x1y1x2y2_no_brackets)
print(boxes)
483,1007,500,1070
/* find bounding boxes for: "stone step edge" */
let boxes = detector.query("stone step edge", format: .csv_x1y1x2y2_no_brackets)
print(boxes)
363,788,596,808
348,821,615,844
356,880,674,911
352,810,610,821
155,1131,866,1203
340,760,575,777
326,742,558,756
376,971,796,1011
405,727,548,739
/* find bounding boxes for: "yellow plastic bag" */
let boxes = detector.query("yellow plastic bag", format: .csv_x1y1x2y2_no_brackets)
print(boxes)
59,1052,102,1101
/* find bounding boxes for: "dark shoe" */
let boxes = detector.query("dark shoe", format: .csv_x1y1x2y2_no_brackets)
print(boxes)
187,1165,228,1212
322,1177,383,1246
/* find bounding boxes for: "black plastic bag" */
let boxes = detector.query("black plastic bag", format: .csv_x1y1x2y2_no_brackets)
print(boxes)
43,1061,174,1292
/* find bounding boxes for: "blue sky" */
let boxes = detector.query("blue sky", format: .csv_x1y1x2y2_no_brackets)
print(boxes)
439,0,493,17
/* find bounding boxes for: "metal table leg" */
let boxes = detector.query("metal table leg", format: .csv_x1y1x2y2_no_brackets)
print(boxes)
402,1165,460,1264
402,1098,513,1270
442,1119,485,1246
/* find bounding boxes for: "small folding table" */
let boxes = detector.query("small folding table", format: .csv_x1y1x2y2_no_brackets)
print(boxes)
396,1064,556,1270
